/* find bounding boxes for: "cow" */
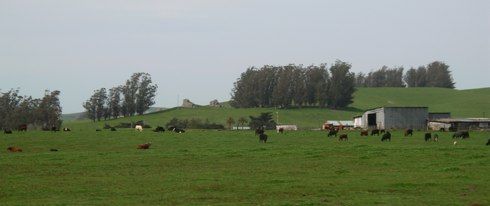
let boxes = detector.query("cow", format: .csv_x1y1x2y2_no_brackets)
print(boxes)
7,146,22,152
51,126,58,132
154,126,165,132
433,134,439,142
278,128,284,134
424,133,432,142
135,125,143,132
338,134,348,141
327,128,338,137
168,126,185,133
486,138,490,146
111,127,117,131
4,129,12,134
259,133,268,143
360,130,369,136
50,148,59,152
63,127,71,131
381,132,391,142
137,142,152,149
453,131,469,139
371,129,380,136
404,129,413,137
18,124,27,131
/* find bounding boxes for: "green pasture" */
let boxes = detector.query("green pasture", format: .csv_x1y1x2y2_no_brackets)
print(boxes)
1,129,489,205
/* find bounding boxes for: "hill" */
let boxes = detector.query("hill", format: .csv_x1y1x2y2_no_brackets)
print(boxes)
64,87,490,130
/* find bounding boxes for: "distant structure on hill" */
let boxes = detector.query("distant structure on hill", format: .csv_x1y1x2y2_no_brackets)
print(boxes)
209,99,222,107
182,99,196,108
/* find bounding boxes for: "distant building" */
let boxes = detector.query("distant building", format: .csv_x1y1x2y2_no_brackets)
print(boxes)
358,107,429,130
182,99,196,108
429,118,490,131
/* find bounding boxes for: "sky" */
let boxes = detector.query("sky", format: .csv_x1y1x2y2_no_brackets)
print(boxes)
1,0,489,114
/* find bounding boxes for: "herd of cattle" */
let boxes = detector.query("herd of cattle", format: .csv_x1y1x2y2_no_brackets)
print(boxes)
3,125,490,153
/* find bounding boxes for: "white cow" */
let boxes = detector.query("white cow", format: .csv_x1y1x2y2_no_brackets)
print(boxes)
135,125,143,132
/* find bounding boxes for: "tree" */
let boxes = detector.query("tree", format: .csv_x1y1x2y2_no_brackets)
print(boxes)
37,90,62,129
249,112,277,130
237,117,248,130
327,61,356,109
226,117,236,130
108,86,122,119
136,73,158,115
425,61,455,88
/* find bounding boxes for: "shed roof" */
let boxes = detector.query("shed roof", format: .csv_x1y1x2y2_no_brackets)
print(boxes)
432,118,490,123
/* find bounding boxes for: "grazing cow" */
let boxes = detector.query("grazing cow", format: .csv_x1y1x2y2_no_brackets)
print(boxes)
380,129,386,134
63,127,71,131
153,126,165,132
135,125,143,132
433,134,439,142
486,138,490,146
259,133,268,143
381,132,391,142
338,134,348,141
137,142,152,149
18,124,27,131
453,131,470,139
7,146,22,152
111,127,117,131
424,133,432,142
4,129,12,134
278,128,284,134
404,129,413,137
371,129,380,136
327,128,338,137
360,130,369,136
50,148,59,152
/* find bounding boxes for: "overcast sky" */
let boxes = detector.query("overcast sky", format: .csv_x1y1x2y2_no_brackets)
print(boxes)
1,0,489,113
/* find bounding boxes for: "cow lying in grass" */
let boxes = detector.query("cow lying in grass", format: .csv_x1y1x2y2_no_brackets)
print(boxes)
137,142,151,149
404,129,413,136
7,146,22,152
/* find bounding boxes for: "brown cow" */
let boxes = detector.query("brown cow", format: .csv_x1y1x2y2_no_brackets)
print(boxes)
404,129,413,136
338,134,348,141
7,147,23,152
360,130,368,136
137,142,152,149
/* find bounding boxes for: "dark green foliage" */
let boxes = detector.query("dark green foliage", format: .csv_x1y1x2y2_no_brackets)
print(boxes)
0,89,62,130
166,117,224,129
249,112,277,130
327,61,356,109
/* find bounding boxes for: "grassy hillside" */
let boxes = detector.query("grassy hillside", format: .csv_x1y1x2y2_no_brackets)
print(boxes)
64,87,490,130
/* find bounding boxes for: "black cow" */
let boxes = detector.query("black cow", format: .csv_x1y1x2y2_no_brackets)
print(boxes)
453,131,469,139
110,127,117,131
381,132,391,142
327,128,338,137
169,126,185,133
371,129,380,136
338,134,348,141
486,138,490,146
259,133,268,143
404,129,413,137
4,129,12,134
424,133,432,142
154,126,165,132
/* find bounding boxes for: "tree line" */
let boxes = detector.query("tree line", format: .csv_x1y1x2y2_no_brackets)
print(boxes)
231,60,454,109
0,89,62,130
230,60,356,109
83,72,158,122
355,61,455,88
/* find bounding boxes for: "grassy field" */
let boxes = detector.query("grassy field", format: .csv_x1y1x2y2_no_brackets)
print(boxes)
1,129,489,205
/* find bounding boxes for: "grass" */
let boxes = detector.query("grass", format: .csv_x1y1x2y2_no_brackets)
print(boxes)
1,129,489,205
